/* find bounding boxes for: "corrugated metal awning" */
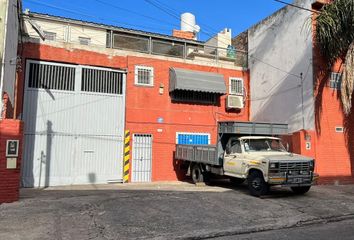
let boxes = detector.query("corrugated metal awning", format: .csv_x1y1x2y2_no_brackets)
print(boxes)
169,68,227,94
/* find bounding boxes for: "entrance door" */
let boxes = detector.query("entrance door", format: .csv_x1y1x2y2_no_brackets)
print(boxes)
223,138,245,176
132,134,152,182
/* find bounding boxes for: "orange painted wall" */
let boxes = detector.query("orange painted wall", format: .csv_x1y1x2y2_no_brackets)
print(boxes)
309,0,354,184
19,43,249,181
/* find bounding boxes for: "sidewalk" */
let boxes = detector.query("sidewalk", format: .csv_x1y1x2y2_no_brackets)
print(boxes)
2,182,354,239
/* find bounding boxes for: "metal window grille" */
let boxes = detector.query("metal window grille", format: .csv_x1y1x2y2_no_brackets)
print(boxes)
171,90,217,104
43,31,56,41
28,62,75,91
79,37,91,45
229,78,244,95
81,68,123,94
329,72,342,90
135,66,153,86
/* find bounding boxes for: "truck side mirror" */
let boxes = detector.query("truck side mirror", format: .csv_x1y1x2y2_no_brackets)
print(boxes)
286,143,289,152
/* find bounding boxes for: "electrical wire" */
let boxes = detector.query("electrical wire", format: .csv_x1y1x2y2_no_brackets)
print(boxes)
91,0,179,28
273,0,319,14
26,0,172,33
144,0,302,79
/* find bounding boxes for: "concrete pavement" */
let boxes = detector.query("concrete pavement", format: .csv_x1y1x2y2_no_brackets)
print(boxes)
2,181,354,239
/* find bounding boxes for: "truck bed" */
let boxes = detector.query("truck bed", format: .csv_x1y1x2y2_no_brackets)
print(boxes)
175,144,220,166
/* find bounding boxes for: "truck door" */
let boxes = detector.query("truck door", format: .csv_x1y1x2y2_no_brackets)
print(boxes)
224,138,244,175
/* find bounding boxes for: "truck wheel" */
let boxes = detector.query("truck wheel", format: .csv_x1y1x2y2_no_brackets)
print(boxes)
230,177,245,185
191,164,204,183
247,171,269,197
291,186,311,194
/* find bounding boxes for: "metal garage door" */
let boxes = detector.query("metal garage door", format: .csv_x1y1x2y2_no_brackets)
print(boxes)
132,134,152,182
22,60,126,187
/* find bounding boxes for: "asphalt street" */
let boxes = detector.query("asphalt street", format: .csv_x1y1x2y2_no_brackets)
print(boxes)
216,218,354,240
2,181,354,240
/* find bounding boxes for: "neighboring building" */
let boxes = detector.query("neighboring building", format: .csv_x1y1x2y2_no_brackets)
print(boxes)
0,0,19,118
18,12,249,187
0,0,23,203
233,0,353,184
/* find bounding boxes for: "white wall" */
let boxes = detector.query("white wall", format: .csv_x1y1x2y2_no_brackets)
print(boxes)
0,0,19,114
248,0,314,132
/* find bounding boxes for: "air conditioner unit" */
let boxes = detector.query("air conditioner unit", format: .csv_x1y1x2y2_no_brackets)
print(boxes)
226,95,244,109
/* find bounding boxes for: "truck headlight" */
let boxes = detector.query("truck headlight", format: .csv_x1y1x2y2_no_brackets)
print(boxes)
309,160,315,171
270,162,279,169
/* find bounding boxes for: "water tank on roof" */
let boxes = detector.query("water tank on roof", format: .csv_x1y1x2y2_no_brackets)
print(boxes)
181,12,200,33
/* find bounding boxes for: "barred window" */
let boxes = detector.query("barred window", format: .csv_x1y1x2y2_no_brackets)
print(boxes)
43,31,56,41
81,68,123,94
28,62,75,91
79,37,91,45
135,66,154,86
329,72,342,90
229,78,244,95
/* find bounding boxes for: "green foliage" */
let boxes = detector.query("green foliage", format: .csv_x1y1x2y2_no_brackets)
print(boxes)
315,0,354,114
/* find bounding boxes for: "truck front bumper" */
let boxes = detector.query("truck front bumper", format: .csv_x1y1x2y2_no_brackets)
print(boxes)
268,172,319,186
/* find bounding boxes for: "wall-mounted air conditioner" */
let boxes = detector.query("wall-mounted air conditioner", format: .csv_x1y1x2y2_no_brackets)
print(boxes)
226,95,244,109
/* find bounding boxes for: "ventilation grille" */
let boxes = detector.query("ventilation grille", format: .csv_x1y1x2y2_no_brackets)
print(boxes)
28,62,76,91
81,68,123,94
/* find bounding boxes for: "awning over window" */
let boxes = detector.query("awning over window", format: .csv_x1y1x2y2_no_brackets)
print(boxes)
169,68,227,94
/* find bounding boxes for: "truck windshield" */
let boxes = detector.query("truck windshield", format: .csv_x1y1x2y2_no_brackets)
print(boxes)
242,139,287,152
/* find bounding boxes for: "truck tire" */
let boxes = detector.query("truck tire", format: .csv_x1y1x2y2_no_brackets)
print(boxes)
191,164,204,183
291,186,311,194
230,177,245,185
247,171,269,197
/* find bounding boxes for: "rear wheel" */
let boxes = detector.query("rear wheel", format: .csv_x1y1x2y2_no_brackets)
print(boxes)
247,171,269,197
191,164,204,183
291,186,311,194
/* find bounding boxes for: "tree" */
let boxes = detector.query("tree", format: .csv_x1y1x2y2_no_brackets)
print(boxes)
314,0,354,115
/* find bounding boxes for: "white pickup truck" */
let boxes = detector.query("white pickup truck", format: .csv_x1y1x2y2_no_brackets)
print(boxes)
175,121,318,196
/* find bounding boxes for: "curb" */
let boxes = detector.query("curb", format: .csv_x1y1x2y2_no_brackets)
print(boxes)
173,213,354,240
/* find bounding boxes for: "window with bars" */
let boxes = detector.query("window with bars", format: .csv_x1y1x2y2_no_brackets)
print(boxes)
43,31,56,41
229,77,244,95
81,68,123,94
28,62,75,91
135,66,154,86
329,72,342,90
79,37,91,45
170,90,217,104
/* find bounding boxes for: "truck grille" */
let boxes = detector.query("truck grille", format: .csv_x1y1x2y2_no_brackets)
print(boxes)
279,162,310,172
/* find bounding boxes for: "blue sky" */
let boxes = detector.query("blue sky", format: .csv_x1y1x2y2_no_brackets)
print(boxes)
23,0,286,41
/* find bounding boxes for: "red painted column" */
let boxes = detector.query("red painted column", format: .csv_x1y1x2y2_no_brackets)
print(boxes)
0,119,24,203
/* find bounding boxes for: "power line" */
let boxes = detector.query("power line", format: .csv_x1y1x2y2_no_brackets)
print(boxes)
144,0,302,79
273,0,319,14
26,0,172,32
91,0,179,28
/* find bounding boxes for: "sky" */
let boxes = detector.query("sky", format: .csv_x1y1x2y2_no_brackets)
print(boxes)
22,0,286,41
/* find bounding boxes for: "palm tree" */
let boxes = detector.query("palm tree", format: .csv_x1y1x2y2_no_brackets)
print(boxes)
314,0,354,115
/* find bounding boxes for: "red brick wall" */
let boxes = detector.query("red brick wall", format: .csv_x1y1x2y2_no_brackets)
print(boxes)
0,119,23,203
19,43,249,182
172,30,195,40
